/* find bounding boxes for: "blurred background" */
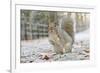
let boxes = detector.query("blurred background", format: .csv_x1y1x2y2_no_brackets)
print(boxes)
20,10,90,40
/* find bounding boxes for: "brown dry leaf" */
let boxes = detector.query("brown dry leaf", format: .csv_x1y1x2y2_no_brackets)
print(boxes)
43,55,50,60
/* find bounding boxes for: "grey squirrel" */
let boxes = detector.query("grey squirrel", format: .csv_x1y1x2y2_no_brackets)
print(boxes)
48,15,74,54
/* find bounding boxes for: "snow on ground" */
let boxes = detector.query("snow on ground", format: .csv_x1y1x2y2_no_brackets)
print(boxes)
75,29,89,41
20,29,90,63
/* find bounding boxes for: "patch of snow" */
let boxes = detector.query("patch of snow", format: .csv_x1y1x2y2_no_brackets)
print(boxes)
75,29,89,41
20,29,90,63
